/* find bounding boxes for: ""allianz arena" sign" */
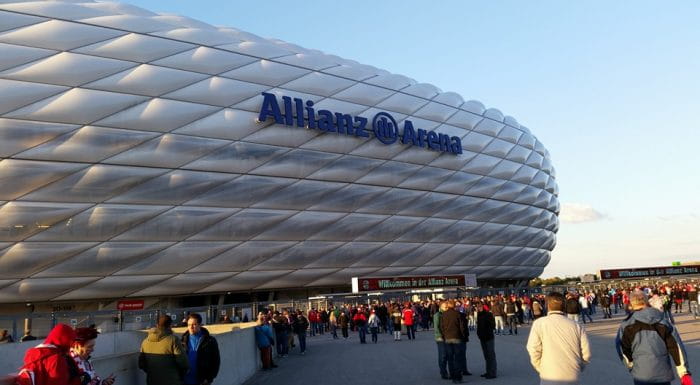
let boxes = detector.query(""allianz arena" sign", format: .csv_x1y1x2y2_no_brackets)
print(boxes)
258,92,464,154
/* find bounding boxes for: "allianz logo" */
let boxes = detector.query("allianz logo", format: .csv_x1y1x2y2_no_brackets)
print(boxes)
257,92,462,155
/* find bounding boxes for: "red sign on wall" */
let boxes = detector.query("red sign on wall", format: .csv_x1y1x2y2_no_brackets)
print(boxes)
117,300,144,311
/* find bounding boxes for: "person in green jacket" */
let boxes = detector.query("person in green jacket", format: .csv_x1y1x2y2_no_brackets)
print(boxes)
434,301,449,380
139,314,189,385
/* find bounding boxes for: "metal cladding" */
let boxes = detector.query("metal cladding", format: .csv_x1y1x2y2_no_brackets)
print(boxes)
0,0,559,303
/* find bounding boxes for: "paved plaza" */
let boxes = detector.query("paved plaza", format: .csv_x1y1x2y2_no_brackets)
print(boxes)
245,313,699,385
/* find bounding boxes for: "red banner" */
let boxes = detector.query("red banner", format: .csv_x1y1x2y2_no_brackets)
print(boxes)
599,265,700,280
353,275,469,292
117,300,144,310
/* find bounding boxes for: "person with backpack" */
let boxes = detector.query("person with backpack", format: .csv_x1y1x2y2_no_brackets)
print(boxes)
17,323,83,385
616,290,693,385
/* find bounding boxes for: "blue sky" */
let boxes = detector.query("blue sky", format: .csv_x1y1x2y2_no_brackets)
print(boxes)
130,0,700,277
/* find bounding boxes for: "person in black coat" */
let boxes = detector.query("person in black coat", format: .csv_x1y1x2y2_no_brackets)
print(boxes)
182,314,220,385
294,310,309,354
476,303,497,379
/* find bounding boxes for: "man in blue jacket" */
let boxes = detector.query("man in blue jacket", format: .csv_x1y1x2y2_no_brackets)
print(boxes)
182,313,220,385
616,291,693,385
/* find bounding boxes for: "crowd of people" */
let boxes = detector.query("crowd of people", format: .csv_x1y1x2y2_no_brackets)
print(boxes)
5,280,697,385
253,280,697,384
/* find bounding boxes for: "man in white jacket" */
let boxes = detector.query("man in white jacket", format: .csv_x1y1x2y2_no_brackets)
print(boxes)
527,292,592,385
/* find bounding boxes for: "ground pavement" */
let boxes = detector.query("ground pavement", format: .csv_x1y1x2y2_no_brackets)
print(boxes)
244,312,699,385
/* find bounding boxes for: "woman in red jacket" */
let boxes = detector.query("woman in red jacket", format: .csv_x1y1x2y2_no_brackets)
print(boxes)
18,324,83,385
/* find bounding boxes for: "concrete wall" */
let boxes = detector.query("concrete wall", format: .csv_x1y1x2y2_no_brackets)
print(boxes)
1,323,259,385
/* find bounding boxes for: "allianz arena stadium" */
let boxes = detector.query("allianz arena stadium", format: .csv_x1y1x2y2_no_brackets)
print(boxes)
0,0,559,304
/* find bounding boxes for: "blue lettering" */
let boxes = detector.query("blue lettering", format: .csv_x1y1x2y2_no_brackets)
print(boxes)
417,129,427,148
450,136,463,154
294,98,304,127
354,116,369,137
401,121,416,145
305,100,316,129
335,113,354,135
438,133,451,152
317,110,335,132
258,93,459,155
282,96,293,126
427,131,439,150
258,92,283,124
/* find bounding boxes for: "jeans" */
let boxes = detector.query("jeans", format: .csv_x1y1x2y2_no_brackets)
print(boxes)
370,326,378,343
480,338,497,377
580,309,593,323
494,316,504,334
436,341,448,377
296,332,306,353
331,323,338,339
309,322,316,336
275,330,288,355
358,325,367,343
459,341,468,374
444,343,462,381
507,315,518,334
405,324,415,340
